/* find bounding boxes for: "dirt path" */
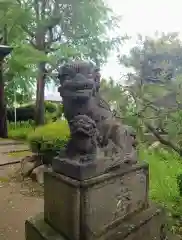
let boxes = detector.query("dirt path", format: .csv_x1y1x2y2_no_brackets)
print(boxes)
0,164,43,240
0,181,43,240
0,141,43,240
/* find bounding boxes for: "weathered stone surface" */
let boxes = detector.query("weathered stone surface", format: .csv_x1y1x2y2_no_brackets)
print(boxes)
0,139,23,146
44,163,148,240
83,164,148,237
98,204,168,240
21,154,55,184
0,144,29,153
52,157,97,180
44,171,81,240
53,60,138,172
26,205,175,240
21,155,41,177
31,165,53,185
25,213,66,240
0,153,21,166
52,153,138,181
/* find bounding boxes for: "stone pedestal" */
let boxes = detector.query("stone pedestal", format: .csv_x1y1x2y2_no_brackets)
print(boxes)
25,162,172,240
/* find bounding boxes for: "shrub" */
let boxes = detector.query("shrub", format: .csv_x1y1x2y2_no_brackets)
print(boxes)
27,120,70,155
45,104,64,123
44,102,57,113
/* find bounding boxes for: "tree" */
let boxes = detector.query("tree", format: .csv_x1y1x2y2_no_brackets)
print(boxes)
0,0,46,105
117,32,182,156
0,0,23,137
120,68,182,156
0,0,123,127
12,0,122,126
120,32,182,84
100,78,139,129
0,0,53,137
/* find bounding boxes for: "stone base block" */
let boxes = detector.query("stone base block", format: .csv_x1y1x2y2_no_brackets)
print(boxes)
25,205,175,240
52,156,97,180
44,163,149,240
102,204,166,240
25,213,65,240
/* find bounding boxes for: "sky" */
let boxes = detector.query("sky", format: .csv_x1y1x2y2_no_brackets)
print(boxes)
102,0,182,81
45,0,182,96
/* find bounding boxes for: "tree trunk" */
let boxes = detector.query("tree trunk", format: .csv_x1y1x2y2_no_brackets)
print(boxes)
0,61,8,138
35,62,46,126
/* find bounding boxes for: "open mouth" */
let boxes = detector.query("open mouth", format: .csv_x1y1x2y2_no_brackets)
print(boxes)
59,88,93,98
63,80,94,90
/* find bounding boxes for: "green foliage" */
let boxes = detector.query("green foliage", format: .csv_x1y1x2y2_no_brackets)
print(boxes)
27,120,70,154
7,102,62,122
100,78,139,129
45,103,63,123
163,110,182,146
0,0,45,106
56,104,63,118
177,173,182,197
8,121,34,140
12,0,122,71
44,102,57,113
124,75,182,154
0,0,124,125
139,146,182,217
120,32,182,84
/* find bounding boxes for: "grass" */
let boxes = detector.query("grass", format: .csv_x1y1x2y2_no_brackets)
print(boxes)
139,146,182,216
8,121,34,140
0,176,11,183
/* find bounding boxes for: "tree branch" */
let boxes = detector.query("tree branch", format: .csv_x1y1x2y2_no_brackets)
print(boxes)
145,122,182,156
45,57,67,75
21,25,35,39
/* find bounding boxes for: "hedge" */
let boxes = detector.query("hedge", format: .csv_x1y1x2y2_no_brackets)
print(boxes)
7,102,63,122
7,105,35,122
27,120,70,156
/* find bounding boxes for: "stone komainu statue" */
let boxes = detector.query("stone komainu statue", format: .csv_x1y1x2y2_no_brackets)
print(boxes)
57,60,137,165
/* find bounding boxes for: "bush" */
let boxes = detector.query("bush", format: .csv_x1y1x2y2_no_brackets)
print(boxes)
27,120,70,155
44,102,57,113
45,104,64,123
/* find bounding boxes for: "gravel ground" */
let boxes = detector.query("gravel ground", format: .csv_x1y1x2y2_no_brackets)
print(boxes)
0,162,43,240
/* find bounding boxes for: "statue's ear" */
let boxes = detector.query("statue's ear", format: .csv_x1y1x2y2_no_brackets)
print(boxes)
57,66,76,84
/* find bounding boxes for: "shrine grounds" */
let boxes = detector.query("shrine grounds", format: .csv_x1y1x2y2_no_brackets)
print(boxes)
0,120,182,238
